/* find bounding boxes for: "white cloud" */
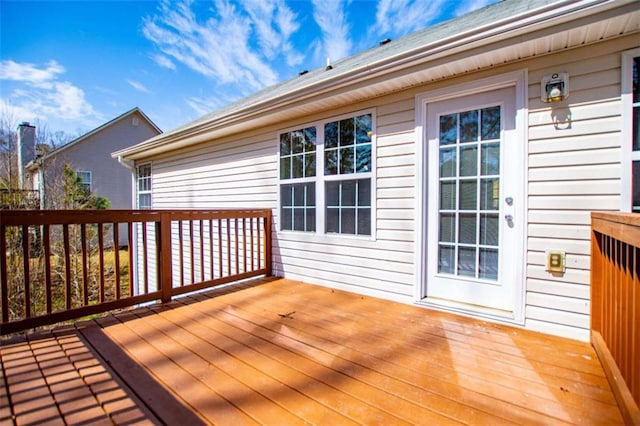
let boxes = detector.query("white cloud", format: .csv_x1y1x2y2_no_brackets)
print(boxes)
0,60,65,84
310,0,352,62
371,0,446,38
0,60,100,129
143,0,303,94
127,79,151,93
454,0,495,17
151,54,176,70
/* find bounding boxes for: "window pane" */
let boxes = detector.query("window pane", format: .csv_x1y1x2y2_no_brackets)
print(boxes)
357,179,371,206
341,208,356,234
460,145,477,176
293,209,305,231
280,157,290,179
440,181,456,210
281,185,292,206
342,180,356,206
440,114,457,145
281,208,292,230
325,150,338,175
292,155,303,178
458,247,476,277
355,114,372,144
304,154,316,177
633,57,639,104
306,209,316,232
459,110,478,142
481,143,500,175
479,248,498,280
480,213,499,246
459,179,477,210
325,122,338,148
458,213,476,244
280,133,291,155
304,127,316,151
438,245,455,274
355,144,371,173
139,193,151,209
439,213,455,243
633,107,640,151
293,184,305,206
633,161,640,212
326,208,339,233
339,118,354,146
357,208,371,235
440,147,456,178
340,147,354,174
291,131,304,154
326,181,339,206
306,183,316,206
481,106,501,140
481,178,499,210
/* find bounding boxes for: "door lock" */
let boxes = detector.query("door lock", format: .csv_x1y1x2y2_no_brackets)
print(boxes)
505,197,513,206
505,214,514,222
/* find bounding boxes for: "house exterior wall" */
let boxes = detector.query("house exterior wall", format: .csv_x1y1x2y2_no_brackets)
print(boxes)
141,34,635,341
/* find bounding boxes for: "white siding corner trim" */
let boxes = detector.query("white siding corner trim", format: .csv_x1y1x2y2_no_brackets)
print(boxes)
414,69,528,325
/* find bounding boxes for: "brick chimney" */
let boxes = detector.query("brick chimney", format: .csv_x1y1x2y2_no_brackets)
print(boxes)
17,122,36,187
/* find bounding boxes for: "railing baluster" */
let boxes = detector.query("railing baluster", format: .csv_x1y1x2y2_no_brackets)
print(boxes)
0,223,7,324
250,217,255,271
81,224,88,306
21,225,30,318
235,218,239,275
63,224,71,310
114,223,121,300
128,222,134,297
209,219,214,280
179,220,184,286
43,225,52,314
190,220,195,284
218,219,223,279
242,218,247,273
142,222,149,294
200,220,205,282
98,223,105,303
226,218,231,277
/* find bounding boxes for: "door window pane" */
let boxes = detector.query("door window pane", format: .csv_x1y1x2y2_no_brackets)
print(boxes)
440,147,456,178
480,178,499,210
481,106,501,140
459,110,478,142
458,214,476,244
440,181,456,210
479,248,498,280
481,143,500,176
460,146,477,176
459,180,477,210
439,213,455,243
440,114,457,145
458,247,476,277
480,214,499,246
438,246,455,274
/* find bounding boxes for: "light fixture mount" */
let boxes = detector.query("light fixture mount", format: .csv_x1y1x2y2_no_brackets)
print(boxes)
541,72,569,103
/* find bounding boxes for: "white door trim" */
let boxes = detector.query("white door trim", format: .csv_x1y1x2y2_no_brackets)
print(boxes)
414,70,528,325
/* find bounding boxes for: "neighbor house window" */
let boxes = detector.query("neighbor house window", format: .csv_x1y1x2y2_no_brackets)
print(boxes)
278,111,374,236
137,163,152,209
76,171,91,192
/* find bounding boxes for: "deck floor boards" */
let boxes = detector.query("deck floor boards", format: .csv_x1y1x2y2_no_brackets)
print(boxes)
1,278,625,425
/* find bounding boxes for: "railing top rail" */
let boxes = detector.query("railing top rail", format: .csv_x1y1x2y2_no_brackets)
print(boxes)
591,212,640,247
0,209,272,226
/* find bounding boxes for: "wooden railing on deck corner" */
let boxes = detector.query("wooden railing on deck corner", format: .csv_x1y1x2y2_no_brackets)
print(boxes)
591,212,640,425
0,209,272,335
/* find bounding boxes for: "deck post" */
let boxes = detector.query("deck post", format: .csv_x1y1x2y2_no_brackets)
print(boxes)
158,212,173,303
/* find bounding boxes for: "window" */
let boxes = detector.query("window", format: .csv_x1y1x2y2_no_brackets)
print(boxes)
278,111,374,236
76,171,91,192
623,49,640,212
137,163,152,209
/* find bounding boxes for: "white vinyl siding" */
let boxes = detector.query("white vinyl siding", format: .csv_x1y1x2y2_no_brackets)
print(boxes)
136,33,636,341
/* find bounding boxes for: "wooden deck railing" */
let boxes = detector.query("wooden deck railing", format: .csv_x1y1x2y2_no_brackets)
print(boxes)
591,212,640,425
0,209,272,335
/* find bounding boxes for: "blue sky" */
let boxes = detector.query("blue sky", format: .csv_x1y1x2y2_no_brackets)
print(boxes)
1,0,496,138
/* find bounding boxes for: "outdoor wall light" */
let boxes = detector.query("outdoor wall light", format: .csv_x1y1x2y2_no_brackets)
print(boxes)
541,72,569,103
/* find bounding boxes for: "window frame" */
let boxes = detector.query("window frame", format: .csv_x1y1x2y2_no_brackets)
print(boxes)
76,170,91,192
136,163,152,209
622,48,640,213
277,109,376,239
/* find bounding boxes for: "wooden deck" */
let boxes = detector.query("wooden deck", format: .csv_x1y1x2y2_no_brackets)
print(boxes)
1,278,624,425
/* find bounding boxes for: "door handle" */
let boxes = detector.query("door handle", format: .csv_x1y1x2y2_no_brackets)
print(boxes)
505,214,513,222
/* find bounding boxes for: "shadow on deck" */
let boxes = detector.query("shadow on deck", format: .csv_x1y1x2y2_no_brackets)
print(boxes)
1,277,624,425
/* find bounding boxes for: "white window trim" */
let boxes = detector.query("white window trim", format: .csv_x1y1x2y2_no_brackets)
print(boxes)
136,162,152,209
277,108,377,240
414,69,528,324
621,48,640,213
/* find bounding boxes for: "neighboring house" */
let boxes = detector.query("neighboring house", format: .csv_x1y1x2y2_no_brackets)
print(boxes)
113,0,639,342
30,108,161,209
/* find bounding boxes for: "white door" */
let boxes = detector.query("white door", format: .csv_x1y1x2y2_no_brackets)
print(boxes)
425,87,522,314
